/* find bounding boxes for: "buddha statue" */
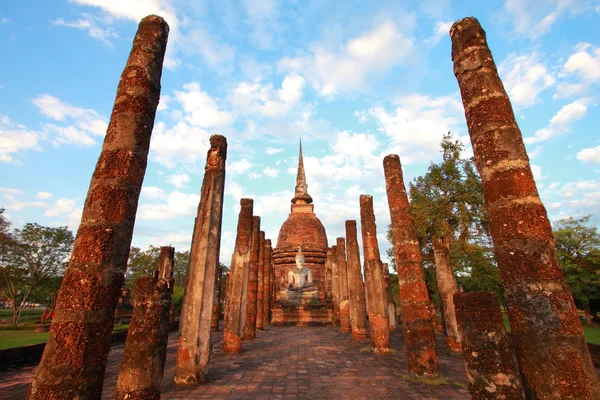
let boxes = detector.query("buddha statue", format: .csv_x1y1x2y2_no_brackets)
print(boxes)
288,246,313,291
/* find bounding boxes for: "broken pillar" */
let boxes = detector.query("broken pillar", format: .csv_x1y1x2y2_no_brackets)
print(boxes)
382,263,397,331
115,246,175,400
433,237,461,352
256,231,265,330
223,198,253,354
450,16,600,398
330,245,340,325
336,238,351,332
454,292,524,399
244,216,261,340
383,153,439,376
325,247,333,301
174,135,227,385
359,195,391,350
26,15,169,400
263,239,273,328
345,220,367,340
211,264,222,333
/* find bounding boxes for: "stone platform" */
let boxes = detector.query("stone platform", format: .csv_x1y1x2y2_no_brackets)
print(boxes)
0,325,474,399
271,303,333,326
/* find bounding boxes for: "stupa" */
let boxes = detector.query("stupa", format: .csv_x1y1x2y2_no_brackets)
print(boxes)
272,140,332,325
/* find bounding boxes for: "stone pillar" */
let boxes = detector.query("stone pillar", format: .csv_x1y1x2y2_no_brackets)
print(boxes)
244,216,261,340
211,264,222,332
325,247,333,300
26,15,168,400
175,135,227,385
336,238,351,332
256,231,265,330
451,17,600,399
330,246,340,325
263,239,273,328
345,220,367,340
433,238,461,352
223,199,253,354
115,247,174,400
454,292,524,399
383,154,439,376
359,195,391,350
382,263,397,331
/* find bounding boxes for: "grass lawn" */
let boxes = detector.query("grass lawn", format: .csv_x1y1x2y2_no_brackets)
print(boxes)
0,308,44,323
0,331,49,350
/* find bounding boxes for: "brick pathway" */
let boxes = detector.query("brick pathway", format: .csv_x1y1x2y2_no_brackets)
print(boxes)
0,325,470,399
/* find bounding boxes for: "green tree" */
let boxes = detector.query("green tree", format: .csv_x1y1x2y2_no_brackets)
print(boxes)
553,215,600,325
0,220,74,323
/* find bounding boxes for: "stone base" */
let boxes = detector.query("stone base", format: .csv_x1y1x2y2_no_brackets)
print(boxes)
271,303,333,326
279,289,320,304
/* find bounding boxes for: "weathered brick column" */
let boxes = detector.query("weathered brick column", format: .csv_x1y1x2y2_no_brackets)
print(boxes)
175,135,227,385
336,238,351,332
211,264,222,332
263,239,273,327
360,195,391,350
433,237,461,352
115,246,175,400
383,154,439,376
256,231,265,330
244,216,261,340
451,17,600,398
454,292,523,399
223,199,253,354
26,15,169,400
325,247,333,300
382,263,396,331
345,220,367,340
330,245,340,325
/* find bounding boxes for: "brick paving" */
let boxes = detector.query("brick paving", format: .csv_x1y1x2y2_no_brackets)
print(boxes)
0,325,470,399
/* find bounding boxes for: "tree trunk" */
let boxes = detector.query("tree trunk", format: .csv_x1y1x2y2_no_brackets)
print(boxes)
584,301,592,326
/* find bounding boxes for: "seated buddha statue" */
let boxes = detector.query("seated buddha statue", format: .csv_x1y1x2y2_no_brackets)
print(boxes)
288,246,313,291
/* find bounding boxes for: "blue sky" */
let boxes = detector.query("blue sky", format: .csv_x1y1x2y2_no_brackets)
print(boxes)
1,0,599,265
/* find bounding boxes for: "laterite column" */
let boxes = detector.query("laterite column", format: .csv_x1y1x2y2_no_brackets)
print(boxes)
345,220,367,340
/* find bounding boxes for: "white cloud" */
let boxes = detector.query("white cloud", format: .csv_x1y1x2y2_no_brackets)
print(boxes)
242,0,280,49
182,28,235,74
0,187,47,211
174,82,233,128
530,164,542,180
32,94,107,147
502,0,583,38
53,13,118,47
266,147,283,155
563,43,600,83
427,20,453,45
149,121,211,168
0,115,43,163
165,173,190,188
361,93,466,164
499,53,555,107
525,98,589,144
44,198,78,217
36,192,53,199
263,166,279,177
576,145,600,164
141,186,166,199
138,191,200,220
229,158,253,175
549,178,600,217
230,74,304,118
278,20,414,96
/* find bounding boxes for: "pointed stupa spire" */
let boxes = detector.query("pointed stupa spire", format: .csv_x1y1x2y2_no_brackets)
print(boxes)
292,138,313,204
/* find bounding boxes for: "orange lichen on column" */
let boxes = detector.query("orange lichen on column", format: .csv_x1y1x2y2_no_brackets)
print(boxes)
336,238,351,332
455,292,523,400
360,195,391,350
383,154,439,376
256,231,265,330
115,246,175,400
451,16,600,398
27,15,169,400
345,221,367,340
175,135,227,385
223,199,253,354
244,216,261,340
263,239,273,328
